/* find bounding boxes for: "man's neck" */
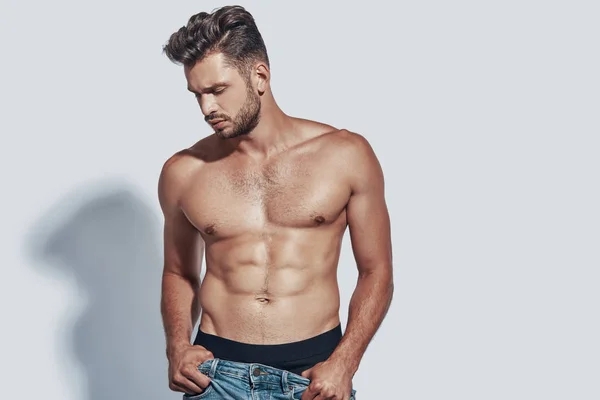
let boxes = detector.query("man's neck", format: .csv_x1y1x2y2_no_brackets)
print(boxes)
228,104,297,159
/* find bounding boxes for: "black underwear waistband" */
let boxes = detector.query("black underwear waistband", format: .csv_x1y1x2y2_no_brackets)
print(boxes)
193,324,342,373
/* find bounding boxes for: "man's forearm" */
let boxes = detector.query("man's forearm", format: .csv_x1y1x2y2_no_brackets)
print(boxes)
161,271,201,358
329,269,394,373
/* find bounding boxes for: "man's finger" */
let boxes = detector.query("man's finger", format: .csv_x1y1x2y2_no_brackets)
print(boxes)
301,368,312,378
181,366,212,390
171,380,203,395
301,384,320,400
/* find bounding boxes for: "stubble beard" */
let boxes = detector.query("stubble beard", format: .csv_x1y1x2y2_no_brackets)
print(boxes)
217,89,261,140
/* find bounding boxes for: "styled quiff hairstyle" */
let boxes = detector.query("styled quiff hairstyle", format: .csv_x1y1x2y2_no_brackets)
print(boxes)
162,5,270,83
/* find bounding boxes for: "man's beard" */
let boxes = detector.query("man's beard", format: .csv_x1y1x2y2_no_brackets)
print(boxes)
214,89,261,139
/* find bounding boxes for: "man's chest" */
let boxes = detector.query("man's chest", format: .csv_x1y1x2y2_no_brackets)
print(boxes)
181,157,350,236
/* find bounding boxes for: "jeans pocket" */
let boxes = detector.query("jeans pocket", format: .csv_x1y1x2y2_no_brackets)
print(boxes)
292,386,355,400
182,382,214,399
184,359,216,399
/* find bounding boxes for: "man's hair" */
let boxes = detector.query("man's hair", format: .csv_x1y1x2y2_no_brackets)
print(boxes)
163,5,270,81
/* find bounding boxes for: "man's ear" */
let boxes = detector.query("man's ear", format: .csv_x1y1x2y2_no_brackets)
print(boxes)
255,63,270,95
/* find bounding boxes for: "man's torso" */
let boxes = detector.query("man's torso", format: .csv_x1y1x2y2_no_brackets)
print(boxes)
173,119,359,344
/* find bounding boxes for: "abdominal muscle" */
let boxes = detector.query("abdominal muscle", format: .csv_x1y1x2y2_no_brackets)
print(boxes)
197,231,343,344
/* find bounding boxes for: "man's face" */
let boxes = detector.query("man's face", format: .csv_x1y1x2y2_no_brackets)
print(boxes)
185,53,261,139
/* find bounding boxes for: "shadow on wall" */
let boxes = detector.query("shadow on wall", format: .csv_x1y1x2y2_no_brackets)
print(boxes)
26,182,180,400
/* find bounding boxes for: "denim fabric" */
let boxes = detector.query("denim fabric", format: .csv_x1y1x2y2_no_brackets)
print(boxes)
182,358,356,400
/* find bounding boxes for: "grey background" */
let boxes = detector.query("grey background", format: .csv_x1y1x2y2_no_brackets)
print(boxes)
0,0,598,399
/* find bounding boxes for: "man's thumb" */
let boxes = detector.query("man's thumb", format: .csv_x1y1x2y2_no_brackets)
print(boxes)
301,369,311,378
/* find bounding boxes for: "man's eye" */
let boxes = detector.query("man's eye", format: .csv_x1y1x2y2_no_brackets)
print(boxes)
215,88,225,95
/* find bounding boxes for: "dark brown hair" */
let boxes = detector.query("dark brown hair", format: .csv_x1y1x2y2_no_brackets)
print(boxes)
163,5,270,80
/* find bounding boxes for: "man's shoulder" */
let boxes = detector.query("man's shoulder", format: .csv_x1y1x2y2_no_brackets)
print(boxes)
323,128,369,149
161,134,219,173
297,122,380,188
159,135,218,197
160,148,200,179
296,119,371,155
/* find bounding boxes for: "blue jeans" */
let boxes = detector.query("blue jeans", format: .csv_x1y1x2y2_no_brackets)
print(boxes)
183,358,357,399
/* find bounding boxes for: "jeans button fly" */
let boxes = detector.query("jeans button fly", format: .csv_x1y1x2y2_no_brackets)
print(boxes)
253,368,261,377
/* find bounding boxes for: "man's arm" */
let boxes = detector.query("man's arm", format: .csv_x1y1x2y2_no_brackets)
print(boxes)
329,131,394,373
300,132,394,399
158,154,204,358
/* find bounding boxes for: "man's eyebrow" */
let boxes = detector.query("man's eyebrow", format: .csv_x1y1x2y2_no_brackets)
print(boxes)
187,82,229,93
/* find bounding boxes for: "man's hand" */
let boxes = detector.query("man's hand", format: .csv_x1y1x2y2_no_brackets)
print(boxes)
167,344,214,395
300,359,354,400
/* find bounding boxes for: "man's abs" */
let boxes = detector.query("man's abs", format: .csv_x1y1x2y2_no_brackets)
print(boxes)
196,237,343,344
197,271,341,344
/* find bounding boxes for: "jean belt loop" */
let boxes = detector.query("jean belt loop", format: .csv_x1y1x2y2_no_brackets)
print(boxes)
282,370,290,393
209,358,219,378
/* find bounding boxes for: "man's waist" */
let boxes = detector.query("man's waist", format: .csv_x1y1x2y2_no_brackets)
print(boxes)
193,324,342,366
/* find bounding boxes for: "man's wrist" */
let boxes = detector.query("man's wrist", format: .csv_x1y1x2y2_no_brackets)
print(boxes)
166,340,191,359
328,348,362,375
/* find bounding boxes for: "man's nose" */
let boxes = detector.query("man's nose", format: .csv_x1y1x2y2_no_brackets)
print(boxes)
199,95,218,116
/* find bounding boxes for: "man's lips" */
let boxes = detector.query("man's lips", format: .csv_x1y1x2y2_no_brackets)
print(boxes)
209,119,227,129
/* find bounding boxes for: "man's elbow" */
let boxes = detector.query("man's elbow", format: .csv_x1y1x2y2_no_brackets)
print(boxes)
162,268,201,288
358,264,394,287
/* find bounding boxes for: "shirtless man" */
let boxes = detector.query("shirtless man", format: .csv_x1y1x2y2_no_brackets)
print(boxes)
159,6,394,400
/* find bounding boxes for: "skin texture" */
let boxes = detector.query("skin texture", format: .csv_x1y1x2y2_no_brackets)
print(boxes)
159,52,394,400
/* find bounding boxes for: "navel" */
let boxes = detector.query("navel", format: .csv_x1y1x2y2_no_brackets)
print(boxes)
255,295,271,305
